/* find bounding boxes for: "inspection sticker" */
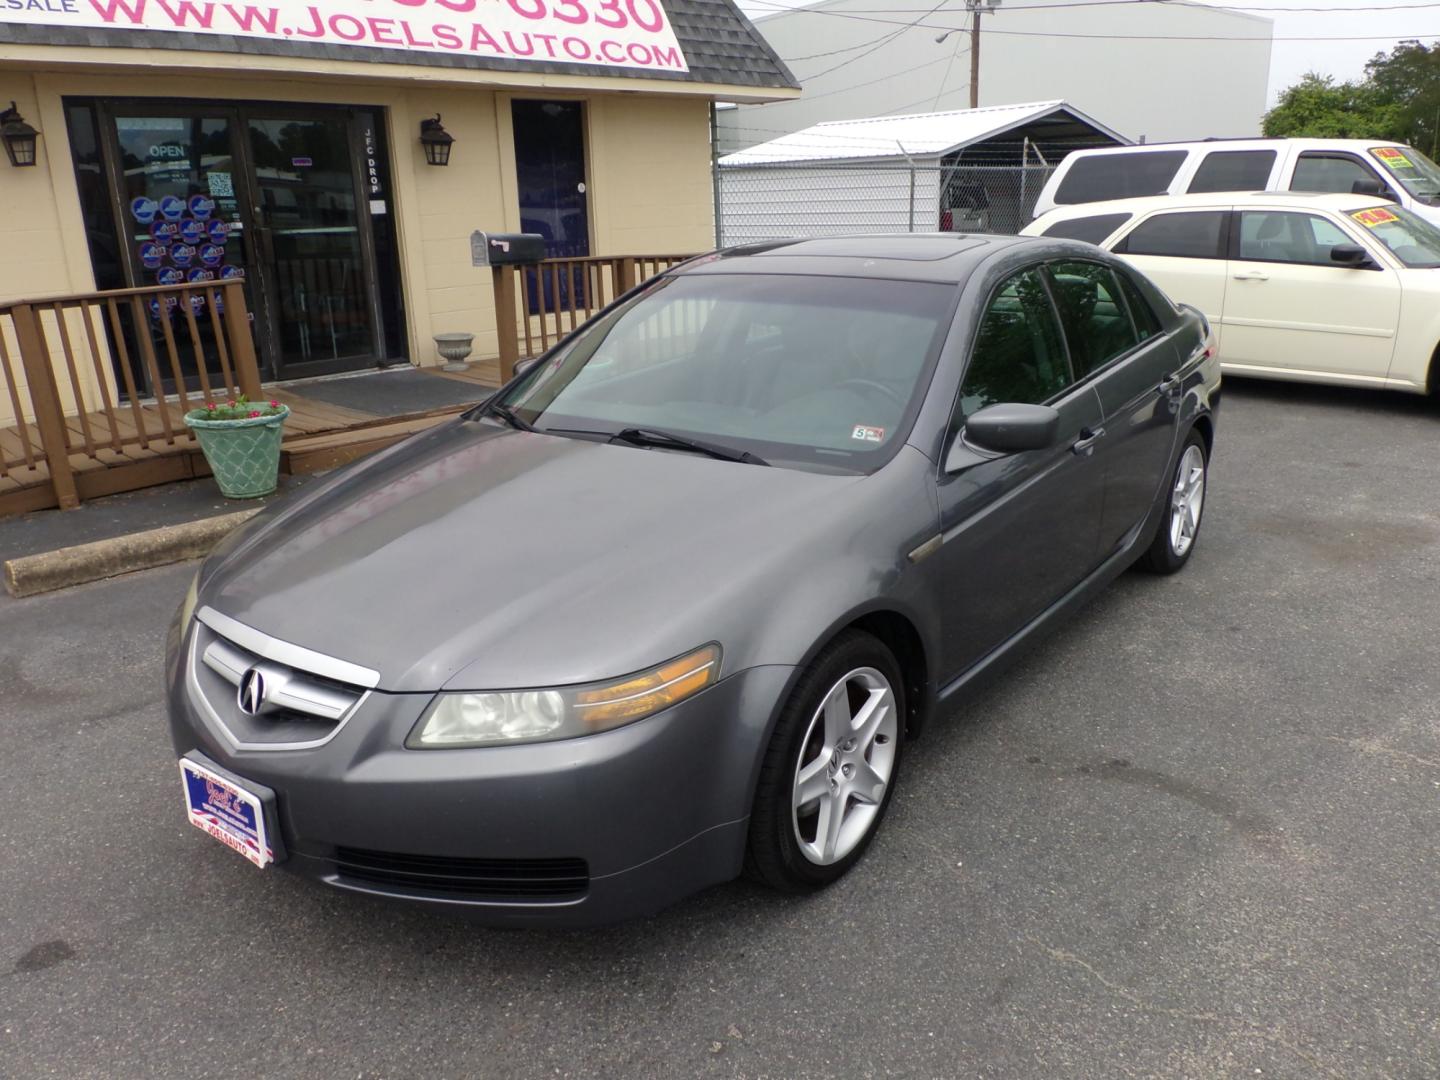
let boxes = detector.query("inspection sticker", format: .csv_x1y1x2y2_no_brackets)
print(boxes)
1351,206,1400,228
851,425,886,443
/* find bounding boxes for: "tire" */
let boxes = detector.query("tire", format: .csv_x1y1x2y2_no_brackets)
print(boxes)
1137,428,1208,575
745,630,906,893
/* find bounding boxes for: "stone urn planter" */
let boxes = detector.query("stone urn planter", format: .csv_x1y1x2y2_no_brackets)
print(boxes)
184,396,290,499
434,331,476,372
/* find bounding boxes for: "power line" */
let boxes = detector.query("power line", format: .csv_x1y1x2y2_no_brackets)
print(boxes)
801,0,957,80
742,0,1440,40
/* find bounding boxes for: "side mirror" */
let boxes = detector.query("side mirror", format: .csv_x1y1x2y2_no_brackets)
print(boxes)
1351,178,1396,201
1330,244,1377,269
959,402,1060,457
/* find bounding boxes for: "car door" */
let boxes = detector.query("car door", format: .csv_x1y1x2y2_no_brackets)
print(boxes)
1046,259,1185,555
1110,209,1231,351
936,265,1107,682
1221,208,1401,382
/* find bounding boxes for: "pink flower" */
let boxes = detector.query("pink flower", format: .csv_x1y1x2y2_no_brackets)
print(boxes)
248,410,261,418
227,400,237,408
269,400,279,408
205,402,216,410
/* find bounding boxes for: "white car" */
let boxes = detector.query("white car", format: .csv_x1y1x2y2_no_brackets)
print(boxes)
1030,139,1440,228
1023,192,1440,396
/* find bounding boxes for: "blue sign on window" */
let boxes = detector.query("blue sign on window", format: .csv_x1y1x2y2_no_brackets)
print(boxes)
130,197,159,224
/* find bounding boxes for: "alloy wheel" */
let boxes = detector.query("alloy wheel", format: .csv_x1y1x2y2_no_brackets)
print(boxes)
1169,444,1206,558
791,667,899,866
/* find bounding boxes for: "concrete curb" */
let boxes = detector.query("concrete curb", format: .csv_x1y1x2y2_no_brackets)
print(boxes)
3,509,260,598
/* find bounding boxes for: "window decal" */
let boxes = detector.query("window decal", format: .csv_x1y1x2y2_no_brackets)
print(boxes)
1351,207,1400,228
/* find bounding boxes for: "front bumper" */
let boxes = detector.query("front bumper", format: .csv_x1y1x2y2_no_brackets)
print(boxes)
165,619,793,927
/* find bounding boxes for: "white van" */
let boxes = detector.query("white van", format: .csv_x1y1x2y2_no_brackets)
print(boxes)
1031,139,1440,227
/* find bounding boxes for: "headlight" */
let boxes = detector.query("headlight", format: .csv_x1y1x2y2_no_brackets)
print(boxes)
408,644,721,749
177,572,200,631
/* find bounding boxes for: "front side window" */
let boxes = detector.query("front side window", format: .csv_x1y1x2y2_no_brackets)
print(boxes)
1237,211,1355,265
1046,260,1141,377
499,273,954,473
958,268,1070,418
1039,213,1133,245
1348,204,1440,267
1054,151,1187,205
1188,149,1277,193
1114,211,1228,259
1369,145,1440,203
1290,153,1381,195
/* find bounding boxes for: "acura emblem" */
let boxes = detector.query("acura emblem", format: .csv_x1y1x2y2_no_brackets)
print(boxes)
238,667,267,716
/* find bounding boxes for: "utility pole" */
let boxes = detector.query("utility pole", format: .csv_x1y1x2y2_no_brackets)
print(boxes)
936,0,1000,111
967,0,1000,109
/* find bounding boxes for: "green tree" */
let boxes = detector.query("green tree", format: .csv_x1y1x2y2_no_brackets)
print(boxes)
1262,73,1403,140
1366,40,1440,157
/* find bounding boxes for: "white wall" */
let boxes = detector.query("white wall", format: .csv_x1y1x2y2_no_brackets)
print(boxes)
722,0,1272,151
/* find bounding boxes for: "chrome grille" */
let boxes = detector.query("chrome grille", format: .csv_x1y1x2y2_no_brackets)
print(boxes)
186,607,378,752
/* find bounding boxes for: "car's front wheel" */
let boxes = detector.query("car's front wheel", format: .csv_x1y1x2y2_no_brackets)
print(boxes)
746,631,904,893
1138,428,1208,574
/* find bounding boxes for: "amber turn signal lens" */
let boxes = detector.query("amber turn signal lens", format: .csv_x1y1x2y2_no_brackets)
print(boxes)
573,644,721,727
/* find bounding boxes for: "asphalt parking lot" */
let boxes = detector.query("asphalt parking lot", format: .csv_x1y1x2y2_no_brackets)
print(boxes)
2,379,1437,1080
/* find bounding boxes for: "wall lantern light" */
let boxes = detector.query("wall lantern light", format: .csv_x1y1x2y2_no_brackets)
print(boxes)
419,115,454,167
1,102,39,168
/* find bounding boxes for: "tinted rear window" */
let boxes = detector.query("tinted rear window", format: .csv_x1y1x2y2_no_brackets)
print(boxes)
1187,149,1277,193
1040,213,1133,244
1053,151,1187,205
1114,211,1228,259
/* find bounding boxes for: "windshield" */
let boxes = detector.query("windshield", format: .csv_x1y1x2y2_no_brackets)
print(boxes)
1348,204,1440,268
495,273,955,473
1369,145,1440,203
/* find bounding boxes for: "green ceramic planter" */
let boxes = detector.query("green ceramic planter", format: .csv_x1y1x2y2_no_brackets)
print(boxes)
184,405,289,499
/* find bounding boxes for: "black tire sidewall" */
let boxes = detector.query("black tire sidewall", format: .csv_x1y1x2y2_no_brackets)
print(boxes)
746,631,906,893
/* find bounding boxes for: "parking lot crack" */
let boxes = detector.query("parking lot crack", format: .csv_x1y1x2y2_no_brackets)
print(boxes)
1023,936,1372,1080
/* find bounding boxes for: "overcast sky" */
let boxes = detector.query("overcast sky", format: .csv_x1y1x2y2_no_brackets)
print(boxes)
735,0,1440,106
1243,0,1440,102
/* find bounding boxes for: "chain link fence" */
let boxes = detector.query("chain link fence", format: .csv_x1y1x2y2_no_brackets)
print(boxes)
715,162,1057,248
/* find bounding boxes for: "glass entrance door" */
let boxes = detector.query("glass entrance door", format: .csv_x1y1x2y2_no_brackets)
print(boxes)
96,101,389,391
110,111,259,394
245,113,378,378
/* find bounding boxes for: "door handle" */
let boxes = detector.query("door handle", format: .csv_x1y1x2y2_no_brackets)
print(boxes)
1072,426,1106,455
1159,374,1183,396
1232,270,1269,281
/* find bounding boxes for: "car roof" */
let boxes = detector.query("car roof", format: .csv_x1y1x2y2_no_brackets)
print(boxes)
1061,138,1407,156
1031,191,1396,223
674,234,1044,284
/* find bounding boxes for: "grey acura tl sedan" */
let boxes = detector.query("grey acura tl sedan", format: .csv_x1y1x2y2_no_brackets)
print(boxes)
166,235,1219,926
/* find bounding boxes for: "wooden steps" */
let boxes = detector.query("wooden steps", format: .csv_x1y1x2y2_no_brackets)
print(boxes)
281,411,463,475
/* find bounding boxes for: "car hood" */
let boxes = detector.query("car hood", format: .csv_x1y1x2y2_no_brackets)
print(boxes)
201,419,871,692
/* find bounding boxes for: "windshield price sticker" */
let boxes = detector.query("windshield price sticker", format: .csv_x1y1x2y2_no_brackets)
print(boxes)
1372,147,1413,169
851,425,886,443
1352,207,1400,228
4,0,689,73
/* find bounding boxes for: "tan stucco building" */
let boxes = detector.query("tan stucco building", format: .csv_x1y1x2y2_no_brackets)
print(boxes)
0,3,796,426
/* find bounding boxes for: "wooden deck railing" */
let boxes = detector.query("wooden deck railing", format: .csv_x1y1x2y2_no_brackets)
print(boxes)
492,254,698,381
0,280,260,509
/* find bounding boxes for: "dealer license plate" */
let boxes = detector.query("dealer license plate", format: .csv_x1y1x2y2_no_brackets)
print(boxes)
179,756,274,868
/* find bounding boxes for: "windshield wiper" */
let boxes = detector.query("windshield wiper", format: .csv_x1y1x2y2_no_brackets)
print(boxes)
611,427,770,466
483,400,536,432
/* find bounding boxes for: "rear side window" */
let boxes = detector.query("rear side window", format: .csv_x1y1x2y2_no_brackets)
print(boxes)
1114,272,1163,340
959,267,1071,418
1114,211,1228,259
1290,153,1379,194
1046,260,1141,377
1054,151,1188,205
1187,149,1277,193
1039,213,1133,245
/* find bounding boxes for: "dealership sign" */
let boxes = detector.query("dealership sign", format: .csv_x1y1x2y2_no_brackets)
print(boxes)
0,0,689,72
